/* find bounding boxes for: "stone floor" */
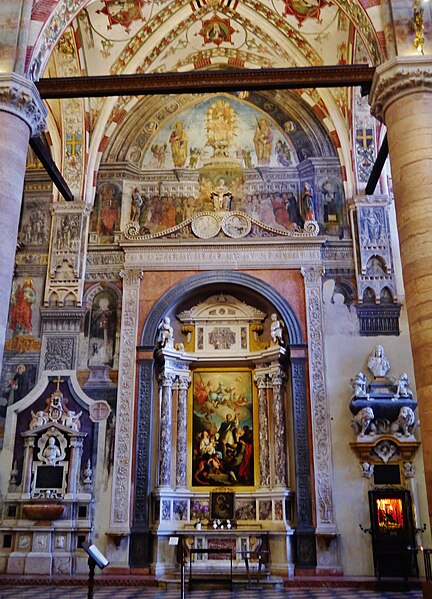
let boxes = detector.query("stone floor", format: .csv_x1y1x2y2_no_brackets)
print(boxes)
0,585,423,599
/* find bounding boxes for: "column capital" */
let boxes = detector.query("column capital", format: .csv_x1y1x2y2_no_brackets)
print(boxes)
369,56,432,124
120,268,144,286
301,265,324,285
0,73,47,136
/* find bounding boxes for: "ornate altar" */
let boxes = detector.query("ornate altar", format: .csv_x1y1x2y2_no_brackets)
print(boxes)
0,372,110,575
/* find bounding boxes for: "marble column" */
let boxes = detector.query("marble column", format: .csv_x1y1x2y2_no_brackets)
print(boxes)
369,57,432,522
176,375,190,488
270,368,287,487
254,373,270,487
0,74,46,370
22,436,36,496
158,372,175,487
67,436,84,496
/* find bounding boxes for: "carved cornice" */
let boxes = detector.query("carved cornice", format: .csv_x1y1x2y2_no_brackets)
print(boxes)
0,73,47,136
369,56,432,123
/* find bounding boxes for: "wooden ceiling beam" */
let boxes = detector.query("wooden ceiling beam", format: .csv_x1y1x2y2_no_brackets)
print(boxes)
29,137,74,202
36,64,375,99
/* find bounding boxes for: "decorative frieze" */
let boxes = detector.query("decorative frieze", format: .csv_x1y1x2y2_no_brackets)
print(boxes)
123,242,323,271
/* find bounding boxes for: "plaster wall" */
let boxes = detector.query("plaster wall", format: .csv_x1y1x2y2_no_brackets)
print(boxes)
324,301,431,576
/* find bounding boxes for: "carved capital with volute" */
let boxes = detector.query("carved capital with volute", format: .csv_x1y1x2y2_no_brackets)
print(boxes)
369,56,432,123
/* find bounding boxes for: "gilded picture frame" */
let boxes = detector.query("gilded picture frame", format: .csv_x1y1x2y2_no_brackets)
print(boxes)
210,491,235,521
189,367,257,489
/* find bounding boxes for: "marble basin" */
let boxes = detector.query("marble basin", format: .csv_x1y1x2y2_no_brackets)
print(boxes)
22,502,65,521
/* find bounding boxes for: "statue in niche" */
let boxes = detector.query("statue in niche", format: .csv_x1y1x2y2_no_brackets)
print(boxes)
367,344,390,378
42,437,61,465
88,291,117,367
362,208,383,245
169,121,189,168
253,118,273,164
206,99,237,158
58,214,79,251
157,316,174,348
270,313,284,345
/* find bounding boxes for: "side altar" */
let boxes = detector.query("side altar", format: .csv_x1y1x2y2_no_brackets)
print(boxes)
0,372,110,575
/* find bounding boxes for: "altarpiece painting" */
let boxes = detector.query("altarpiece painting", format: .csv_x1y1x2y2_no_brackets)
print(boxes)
190,368,256,489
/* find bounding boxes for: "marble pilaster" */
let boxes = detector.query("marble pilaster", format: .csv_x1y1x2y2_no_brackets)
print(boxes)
301,266,336,532
108,268,142,560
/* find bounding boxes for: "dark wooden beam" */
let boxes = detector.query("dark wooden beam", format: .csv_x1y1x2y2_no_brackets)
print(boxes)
36,64,375,99
365,133,389,196
29,136,74,201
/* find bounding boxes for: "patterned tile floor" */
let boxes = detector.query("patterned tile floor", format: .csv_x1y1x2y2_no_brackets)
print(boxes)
0,586,423,599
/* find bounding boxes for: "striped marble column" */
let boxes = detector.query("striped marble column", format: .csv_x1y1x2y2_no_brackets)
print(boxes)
370,56,432,521
0,74,46,370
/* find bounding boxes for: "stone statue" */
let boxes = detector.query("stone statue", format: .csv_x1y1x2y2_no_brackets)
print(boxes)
42,437,61,465
29,410,48,430
393,372,413,399
361,461,374,479
61,409,82,431
351,407,376,437
367,344,390,378
351,372,369,399
270,313,284,345
403,462,415,479
83,459,93,484
157,316,174,348
390,406,416,437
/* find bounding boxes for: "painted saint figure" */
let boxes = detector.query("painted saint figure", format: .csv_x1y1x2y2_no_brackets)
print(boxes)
301,182,315,221
131,187,143,222
253,118,273,164
9,279,36,336
169,121,189,168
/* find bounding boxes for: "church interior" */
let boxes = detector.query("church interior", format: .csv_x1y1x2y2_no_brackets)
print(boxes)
1,0,432,593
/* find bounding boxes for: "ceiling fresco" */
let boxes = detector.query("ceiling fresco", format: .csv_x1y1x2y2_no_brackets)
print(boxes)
27,0,387,209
